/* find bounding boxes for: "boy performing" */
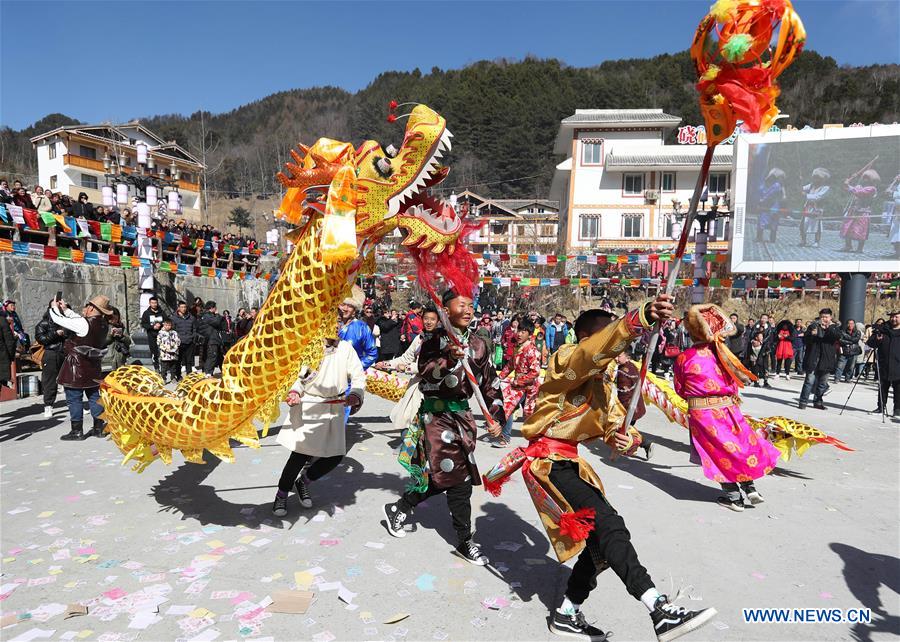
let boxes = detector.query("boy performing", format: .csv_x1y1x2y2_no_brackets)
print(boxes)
609,350,653,460
272,334,365,515
483,296,715,642
382,289,505,566
674,305,780,512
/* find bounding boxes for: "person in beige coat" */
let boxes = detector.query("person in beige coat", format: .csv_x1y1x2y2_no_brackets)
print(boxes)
272,336,365,516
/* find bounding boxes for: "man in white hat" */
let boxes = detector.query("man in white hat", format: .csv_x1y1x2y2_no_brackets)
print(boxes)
50,295,113,440
337,286,377,370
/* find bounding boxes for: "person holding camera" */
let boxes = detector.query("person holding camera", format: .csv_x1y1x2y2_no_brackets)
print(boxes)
833,319,862,383
50,295,112,440
868,311,900,417
798,308,842,410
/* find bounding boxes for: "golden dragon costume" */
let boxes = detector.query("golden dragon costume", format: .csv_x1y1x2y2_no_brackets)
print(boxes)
100,105,466,472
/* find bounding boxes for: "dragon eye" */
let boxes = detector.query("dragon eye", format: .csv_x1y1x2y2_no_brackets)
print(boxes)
384,144,399,158
374,156,393,177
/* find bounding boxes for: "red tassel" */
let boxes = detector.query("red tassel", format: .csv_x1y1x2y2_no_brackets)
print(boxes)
558,508,596,541
387,114,397,123
481,474,513,497
389,99,399,110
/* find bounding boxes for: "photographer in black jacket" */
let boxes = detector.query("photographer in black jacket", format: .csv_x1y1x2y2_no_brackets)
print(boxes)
868,311,900,417
798,308,842,410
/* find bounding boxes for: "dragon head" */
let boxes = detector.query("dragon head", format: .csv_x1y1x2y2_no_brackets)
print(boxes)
277,104,466,260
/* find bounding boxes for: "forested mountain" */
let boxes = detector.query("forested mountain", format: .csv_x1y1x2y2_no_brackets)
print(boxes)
2,50,897,199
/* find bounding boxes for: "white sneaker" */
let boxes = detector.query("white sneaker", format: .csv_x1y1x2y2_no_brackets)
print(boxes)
43,406,53,418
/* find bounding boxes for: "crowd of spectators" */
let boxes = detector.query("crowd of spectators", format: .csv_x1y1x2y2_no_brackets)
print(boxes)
0,179,263,269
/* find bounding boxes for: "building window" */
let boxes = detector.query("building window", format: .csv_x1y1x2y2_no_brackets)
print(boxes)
623,173,644,196
623,214,643,238
181,172,192,183
661,172,675,192
516,224,528,237
50,175,58,190
78,145,97,160
579,215,600,240
582,139,603,165
80,174,98,189
708,172,728,194
663,216,673,239
542,224,556,237
48,143,57,160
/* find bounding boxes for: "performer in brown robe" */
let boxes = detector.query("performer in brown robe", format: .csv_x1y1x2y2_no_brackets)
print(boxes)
383,289,505,566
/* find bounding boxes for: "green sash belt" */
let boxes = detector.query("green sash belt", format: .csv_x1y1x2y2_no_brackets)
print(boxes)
421,397,469,413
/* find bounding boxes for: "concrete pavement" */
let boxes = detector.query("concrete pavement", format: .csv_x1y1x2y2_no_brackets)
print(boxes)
0,373,897,642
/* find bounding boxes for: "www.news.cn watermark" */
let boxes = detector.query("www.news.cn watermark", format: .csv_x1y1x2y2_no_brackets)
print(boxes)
743,608,872,624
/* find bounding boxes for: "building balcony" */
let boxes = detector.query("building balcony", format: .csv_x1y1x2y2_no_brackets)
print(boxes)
63,154,201,192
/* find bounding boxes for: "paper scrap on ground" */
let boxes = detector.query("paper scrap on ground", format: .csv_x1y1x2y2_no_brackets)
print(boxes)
64,604,88,619
267,591,315,614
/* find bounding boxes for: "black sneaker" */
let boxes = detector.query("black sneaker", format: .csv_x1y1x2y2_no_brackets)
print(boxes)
549,609,609,641
295,477,312,509
383,502,408,538
651,595,717,642
642,441,654,461
455,538,488,566
716,496,744,512
272,494,288,517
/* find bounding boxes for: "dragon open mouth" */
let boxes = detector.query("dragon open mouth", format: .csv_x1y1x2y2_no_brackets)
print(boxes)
388,128,453,219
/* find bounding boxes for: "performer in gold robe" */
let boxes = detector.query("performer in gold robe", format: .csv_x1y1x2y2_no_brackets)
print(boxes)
483,296,716,642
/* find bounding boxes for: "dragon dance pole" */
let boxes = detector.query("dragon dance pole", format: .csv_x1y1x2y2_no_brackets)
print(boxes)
615,0,806,437
618,145,715,435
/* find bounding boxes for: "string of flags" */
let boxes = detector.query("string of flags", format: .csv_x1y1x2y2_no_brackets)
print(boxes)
364,272,900,291
377,250,731,264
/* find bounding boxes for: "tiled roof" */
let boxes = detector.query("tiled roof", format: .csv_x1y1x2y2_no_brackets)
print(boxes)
562,109,681,124
605,151,733,167
492,199,560,210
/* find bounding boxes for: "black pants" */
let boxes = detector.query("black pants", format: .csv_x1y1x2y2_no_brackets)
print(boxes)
147,331,160,369
277,452,343,492
204,343,222,375
399,479,473,545
178,342,194,375
877,377,900,412
549,461,654,604
160,359,181,382
41,349,65,406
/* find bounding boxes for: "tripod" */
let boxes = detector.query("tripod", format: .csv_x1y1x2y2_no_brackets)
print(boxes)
839,348,885,423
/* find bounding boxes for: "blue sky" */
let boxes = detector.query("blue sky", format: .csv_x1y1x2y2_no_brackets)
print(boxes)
2,0,897,130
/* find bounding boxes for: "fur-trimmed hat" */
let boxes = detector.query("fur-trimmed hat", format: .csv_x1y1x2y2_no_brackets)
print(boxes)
685,304,737,343
341,285,366,311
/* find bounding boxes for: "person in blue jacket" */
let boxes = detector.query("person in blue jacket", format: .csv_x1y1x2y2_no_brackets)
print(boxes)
337,288,377,421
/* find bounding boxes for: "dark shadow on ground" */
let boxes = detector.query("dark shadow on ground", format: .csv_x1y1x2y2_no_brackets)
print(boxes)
581,441,719,504
769,467,813,480
830,543,900,642
151,421,399,529
475,502,565,614
0,400,70,442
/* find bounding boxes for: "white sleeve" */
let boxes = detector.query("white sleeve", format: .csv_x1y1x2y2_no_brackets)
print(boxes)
289,365,312,395
388,334,420,370
347,346,366,402
49,306,89,337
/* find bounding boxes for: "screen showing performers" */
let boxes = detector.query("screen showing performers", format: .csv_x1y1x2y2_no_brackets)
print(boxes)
733,129,900,271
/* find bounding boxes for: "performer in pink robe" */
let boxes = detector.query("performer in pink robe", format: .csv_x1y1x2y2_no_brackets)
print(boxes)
674,304,781,512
